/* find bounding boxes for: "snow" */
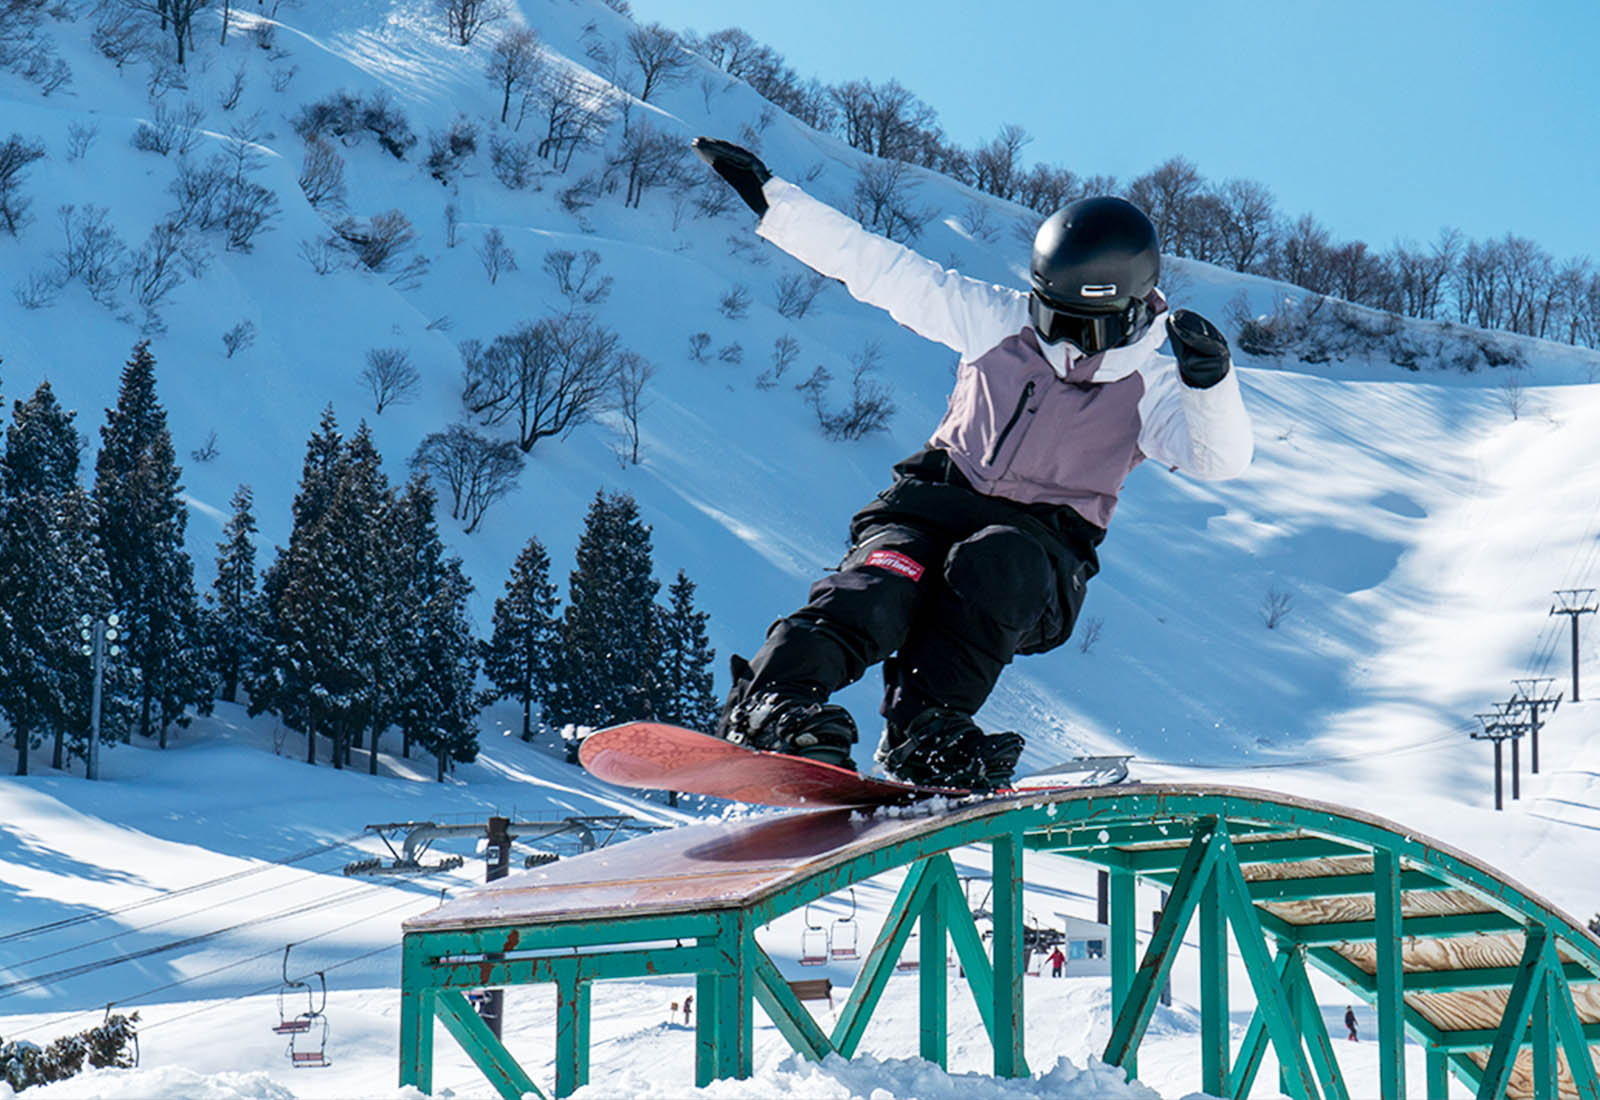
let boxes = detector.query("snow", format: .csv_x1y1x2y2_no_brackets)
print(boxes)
4,0,1600,1097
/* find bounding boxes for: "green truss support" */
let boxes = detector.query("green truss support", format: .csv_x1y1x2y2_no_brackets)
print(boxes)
1110,865,1139,1079
992,830,1028,1078
1375,848,1407,1100
1228,945,1294,1099
1201,869,1230,1096
751,944,834,1061
434,989,545,1100
833,858,938,1057
920,868,948,1067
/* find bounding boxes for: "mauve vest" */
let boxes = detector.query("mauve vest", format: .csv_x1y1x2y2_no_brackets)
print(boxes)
928,325,1146,529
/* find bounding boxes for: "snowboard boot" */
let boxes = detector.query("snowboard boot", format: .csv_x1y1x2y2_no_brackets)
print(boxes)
876,707,1025,791
717,655,858,769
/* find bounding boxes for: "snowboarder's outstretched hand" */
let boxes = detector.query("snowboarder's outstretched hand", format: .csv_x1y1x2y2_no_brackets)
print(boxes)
1166,309,1232,389
693,136,771,217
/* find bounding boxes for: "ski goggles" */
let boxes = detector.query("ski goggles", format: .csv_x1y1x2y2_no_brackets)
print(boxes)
1029,292,1149,356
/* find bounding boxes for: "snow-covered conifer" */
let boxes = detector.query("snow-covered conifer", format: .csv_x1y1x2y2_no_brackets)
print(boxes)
479,535,560,741
654,569,717,733
92,341,211,749
547,491,659,729
205,485,266,705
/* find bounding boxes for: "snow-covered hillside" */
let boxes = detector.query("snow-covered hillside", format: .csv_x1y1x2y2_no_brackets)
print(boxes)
5,1,1600,1097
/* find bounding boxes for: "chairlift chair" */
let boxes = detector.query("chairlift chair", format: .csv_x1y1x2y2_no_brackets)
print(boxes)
829,887,859,961
287,1011,331,1069
273,945,331,1068
271,945,325,1035
799,902,831,966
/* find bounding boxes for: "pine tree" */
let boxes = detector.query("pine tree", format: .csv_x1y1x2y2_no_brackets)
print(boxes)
392,478,479,780
480,536,560,741
654,570,718,732
0,383,119,775
92,342,210,748
251,408,344,764
547,491,660,731
205,485,266,705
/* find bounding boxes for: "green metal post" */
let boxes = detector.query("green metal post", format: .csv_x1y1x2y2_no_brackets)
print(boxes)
1538,935,1600,1100
1477,925,1545,1100
1532,970,1555,1100
1201,870,1230,1096
1110,865,1138,1078
1212,831,1321,1100
399,934,434,1095
1228,945,1296,1099
833,859,939,1058
935,857,999,1044
1288,947,1352,1100
1425,1046,1450,1099
1104,822,1219,1071
991,830,1027,1078
920,870,948,1067
750,946,834,1061
433,989,544,1100
695,966,717,1088
553,961,591,1097
1375,848,1407,1100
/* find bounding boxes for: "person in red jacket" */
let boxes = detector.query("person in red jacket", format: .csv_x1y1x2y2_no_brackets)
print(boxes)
694,138,1253,790
1049,946,1067,978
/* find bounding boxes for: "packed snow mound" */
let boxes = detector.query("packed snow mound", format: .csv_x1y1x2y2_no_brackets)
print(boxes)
0,1065,296,1099
569,1051,1183,1100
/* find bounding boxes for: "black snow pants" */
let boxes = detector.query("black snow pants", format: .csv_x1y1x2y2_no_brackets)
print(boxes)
745,449,1102,729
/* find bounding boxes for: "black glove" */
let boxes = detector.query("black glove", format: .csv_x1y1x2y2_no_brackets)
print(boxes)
1166,310,1231,389
692,136,771,217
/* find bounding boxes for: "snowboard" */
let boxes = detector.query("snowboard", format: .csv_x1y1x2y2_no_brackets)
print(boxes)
578,721,1131,809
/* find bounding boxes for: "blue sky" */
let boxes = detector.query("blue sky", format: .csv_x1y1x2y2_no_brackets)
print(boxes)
628,0,1600,266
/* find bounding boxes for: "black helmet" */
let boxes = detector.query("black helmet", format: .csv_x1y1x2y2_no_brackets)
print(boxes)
1029,196,1160,355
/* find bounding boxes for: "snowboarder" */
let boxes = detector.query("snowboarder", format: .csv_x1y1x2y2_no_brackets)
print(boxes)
1049,946,1067,978
1345,1005,1358,1041
693,137,1254,790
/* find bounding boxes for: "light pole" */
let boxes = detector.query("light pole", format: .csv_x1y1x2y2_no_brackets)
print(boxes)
78,613,122,781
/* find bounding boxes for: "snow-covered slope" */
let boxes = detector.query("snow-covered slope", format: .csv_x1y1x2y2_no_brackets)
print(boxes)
5,1,1600,1097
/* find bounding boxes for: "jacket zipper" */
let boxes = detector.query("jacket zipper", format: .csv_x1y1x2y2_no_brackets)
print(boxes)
984,380,1036,466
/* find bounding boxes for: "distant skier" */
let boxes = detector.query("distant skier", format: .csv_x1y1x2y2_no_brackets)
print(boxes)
693,137,1253,790
1345,1005,1358,1041
1049,946,1067,978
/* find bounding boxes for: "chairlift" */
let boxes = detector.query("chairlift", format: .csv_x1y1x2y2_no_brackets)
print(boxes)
829,888,859,961
799,902,831,966
272,944,331,1068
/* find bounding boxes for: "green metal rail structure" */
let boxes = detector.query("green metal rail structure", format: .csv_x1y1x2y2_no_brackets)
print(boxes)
398,784,1600,1099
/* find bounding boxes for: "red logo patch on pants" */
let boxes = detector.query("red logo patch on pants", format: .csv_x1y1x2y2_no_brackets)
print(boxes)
864,549,926,582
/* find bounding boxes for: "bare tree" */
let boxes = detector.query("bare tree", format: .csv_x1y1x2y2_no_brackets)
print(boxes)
1259,587,1294,629
774,271,825,319
443,201,461,247
222,319,256,357
120,0,213,66
757,333,799,388
718,284,751,320
608,118,683,208
542,248,611,308
190,430,219,463
486,27,541,124
438,0,507,47
535,67,612,171
489,134,538,189
1212,177,1277,273
612,350,655,464
219,62,246,110
971,123,1030,202
53,203,127,305
1128,156,1206,257
625,23,690,103
362,347,421,413
1499,371,1527,421
477,226,517,283
331,209,420,273
686,332,710,361
0,133,46,235
298,137,346,209
131,98,206,157
1076,616,1105,655
127,219,206,317
817,343,895,440
65,122,98,162
851,159,930,243
461,313,623,451
411,423,525,533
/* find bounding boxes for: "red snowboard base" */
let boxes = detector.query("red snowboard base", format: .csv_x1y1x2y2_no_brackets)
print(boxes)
579,721,969,808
